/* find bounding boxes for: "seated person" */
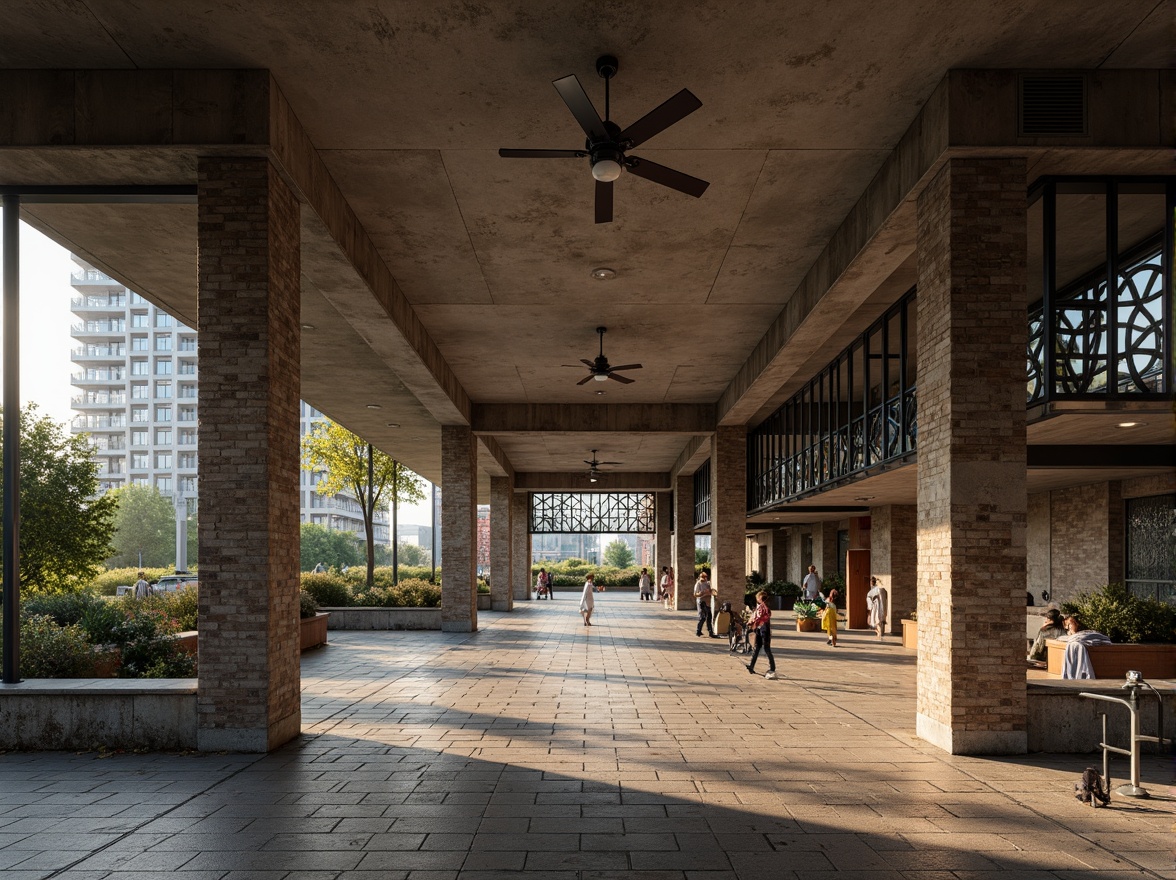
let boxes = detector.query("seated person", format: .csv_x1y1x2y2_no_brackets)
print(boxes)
1027,607,1067,662
1060,614,1112,679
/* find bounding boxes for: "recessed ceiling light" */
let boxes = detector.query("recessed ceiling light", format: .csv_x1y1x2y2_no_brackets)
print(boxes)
595,390,606,396
853,496,875,502
590,267,616,280
300,323,316,331
366,404,381,410
385,422,400,428
1117,421,1144,428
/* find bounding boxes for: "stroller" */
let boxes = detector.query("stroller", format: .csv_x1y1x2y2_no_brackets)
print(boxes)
721,602,753,654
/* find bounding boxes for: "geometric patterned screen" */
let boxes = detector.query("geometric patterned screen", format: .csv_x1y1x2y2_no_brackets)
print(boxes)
529,493,656,534
1126,493,1176,604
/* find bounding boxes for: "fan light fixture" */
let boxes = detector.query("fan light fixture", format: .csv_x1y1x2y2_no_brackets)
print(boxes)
1117,421,1143,428
589,474,599,483
591,267,616,280
366,404,381,410
591,156,622,182
594,373,609,382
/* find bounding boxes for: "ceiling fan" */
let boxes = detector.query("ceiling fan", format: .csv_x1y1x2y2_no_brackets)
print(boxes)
584,450,623,483
564,326,642,385
499,54,708,223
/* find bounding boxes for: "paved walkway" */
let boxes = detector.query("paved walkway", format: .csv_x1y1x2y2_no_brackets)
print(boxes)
1,597,1172,879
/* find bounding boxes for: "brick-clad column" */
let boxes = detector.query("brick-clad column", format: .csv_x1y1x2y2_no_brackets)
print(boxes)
196,157,301,753
441,425,477,631
710,426,747,613
511,490,531,600
672,474,694,610
915,157,1028,755
489,476,513,611
654,491,671,585
869,505,916,635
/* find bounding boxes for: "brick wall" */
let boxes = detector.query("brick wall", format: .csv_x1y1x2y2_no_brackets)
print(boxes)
655,491,672,584
489,476,513,611
672,474,694,610
511,491,530,600
915,157,1028,755
869,504,916,633
196,157,301,752
711,426,747,611
1048,482,1123,601
441,425,476,631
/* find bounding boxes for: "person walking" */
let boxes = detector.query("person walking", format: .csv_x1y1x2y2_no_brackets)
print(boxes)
659,566,674,607
866,576,887,640
745,590,778,678
639,567,652,601
580,573,596,626
536,567,550,599
694,571,717,638
821,588,840,647
134,571,151,599
802,564,822,601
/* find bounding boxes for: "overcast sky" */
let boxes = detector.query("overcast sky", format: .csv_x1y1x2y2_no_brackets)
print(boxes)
1,221,434,529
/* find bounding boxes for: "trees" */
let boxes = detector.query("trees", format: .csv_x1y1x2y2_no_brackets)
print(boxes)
107,485,176,568
695,546,711,565
0,404,117,593
299,522,361,572
603,539,635,568
301,420,426,585
396,541,430,568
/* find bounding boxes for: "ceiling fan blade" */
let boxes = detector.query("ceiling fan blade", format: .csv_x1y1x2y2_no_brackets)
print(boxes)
498,148,585,158
595,179,613,224
552,74,608,141
576,374,595,386
618,88,702,148
608,363,642,372
579,358,595,368
626,157,709,198
606,372,635,384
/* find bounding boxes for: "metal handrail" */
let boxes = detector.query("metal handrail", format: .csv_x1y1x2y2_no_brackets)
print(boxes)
1080,673,1169,799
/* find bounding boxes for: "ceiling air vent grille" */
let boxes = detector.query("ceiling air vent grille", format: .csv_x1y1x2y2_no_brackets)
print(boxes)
1019,74,1087,136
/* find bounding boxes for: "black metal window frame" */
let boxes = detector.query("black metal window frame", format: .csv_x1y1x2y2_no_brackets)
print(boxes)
747,288,917,512
1027,176,1174,406
1125,493,1176,604
529,492,656,534
692,460,711,529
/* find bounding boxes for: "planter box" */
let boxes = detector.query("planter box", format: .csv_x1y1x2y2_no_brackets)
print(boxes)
1045,638,1176,679
322,606,442,630
300,612,329,650
901,619,917,651
796,618,820,632
477,593,492,611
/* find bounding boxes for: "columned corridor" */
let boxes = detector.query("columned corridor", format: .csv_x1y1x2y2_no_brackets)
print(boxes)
1,604,1171,878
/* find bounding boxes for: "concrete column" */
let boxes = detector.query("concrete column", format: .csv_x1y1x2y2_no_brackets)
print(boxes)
489,476,512,611
915,156,1028,755
711,426,747,612
511,490,530,600
869,505,916,635
654,490,671,582
672,474,694,610
441,425,477,632
815,520,840,582
766,527,788,583
196,157,300,753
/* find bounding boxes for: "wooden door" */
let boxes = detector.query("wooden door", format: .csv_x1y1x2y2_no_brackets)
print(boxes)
846,548,871,629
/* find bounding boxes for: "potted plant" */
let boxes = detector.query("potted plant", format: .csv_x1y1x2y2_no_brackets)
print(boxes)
1045,583,1176,678
793,600,822,632
476,580,492,610
901,610,917,650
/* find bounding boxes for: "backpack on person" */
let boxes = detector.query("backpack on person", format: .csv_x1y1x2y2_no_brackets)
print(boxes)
1074,767,1109,806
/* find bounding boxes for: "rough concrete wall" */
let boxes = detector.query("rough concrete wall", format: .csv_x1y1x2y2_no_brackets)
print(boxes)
1027,492,1051,603
870,505,916,633
915,157,1028,755
196,157,301,753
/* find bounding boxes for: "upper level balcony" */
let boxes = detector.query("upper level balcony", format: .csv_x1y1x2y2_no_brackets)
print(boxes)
71,392,127,408
72,369,126,385
72,345,126,362
72,415,128,431
70,295,127,313
70,320,126,339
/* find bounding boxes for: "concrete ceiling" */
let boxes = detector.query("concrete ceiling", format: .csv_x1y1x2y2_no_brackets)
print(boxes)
2,1,1173,497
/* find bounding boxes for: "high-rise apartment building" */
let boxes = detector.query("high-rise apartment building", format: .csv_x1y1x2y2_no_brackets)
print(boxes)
70,257,388,542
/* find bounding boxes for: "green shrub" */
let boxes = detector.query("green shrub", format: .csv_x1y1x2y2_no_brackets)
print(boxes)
793,601,821,620
823,572,846,595
9,615,95,678
300,572,353,607
115,607,195,678
300,591,320,619
1062,583,1176,644
133,589,199,632
89,567,176,596
22,590,108,627
352,578,441,608
477,582,490,594
766,581,801,604
746,571,766,589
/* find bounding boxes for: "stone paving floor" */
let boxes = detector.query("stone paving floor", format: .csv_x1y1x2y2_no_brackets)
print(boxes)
1,595,1173,879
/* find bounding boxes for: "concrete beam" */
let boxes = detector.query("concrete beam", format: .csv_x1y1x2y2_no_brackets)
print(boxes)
472,404,715,435
514,472,671,492
477,435,514,480
671,436,711,479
